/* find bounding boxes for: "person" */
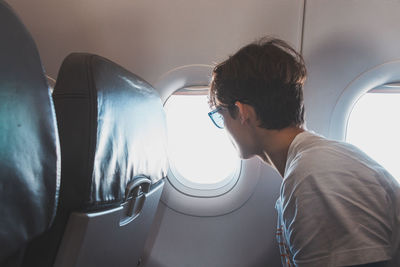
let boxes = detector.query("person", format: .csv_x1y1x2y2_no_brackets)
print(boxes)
208,37,400,267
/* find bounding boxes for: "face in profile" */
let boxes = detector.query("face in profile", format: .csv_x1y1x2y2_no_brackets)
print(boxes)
209,104,258,160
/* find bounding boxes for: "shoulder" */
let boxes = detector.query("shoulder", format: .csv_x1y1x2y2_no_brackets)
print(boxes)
285,131,389,182
286,131,368,173
282,131,396,202
279,134,399,267
281,135,342,198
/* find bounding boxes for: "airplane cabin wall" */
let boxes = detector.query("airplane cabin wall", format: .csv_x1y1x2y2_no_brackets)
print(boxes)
5,0,400,266
145,165,282,267
6,0,303,266
303,0,400,138
6,0,303,85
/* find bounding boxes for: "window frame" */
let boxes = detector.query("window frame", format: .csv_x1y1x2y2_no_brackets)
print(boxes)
329,60,400,141
345,86,400,180
345,83,400,143
164,87,242,197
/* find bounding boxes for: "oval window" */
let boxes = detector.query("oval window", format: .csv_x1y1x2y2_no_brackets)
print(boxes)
164,87,241,195
346,86,400,181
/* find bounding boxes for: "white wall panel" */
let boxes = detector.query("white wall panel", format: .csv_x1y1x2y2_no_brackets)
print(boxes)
7,0,303,84
144,164,282,267
303,0,400,137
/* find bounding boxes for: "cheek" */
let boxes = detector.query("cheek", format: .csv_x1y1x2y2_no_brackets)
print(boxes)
223,127,239,149
225,129,249,158
227,133,238,149
224,123,238,145
223,115,252,157
226,127,258,159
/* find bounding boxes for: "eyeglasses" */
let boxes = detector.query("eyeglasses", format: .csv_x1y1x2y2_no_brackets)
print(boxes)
208,106,225,129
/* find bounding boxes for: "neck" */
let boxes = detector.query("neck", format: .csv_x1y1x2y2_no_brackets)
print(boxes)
257,126,304,177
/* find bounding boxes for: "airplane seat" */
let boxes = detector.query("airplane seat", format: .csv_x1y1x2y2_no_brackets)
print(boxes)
23,53,169,267
0,1,61,266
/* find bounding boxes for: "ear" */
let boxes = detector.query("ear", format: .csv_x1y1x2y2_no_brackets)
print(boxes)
235,101,256,125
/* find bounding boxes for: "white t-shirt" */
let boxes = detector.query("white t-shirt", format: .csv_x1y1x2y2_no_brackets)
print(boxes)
275,131,400,267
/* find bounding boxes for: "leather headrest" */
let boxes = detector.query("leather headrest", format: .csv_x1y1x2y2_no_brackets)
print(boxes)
0,1,60,261
53,53,168,212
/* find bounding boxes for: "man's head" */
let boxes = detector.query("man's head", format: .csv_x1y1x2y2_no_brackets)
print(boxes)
209,37,307,130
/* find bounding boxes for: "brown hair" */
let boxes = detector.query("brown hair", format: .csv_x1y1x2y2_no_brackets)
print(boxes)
209,37,306,129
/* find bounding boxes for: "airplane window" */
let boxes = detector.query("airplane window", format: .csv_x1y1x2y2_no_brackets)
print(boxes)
346,90,400,181
164,90,240,189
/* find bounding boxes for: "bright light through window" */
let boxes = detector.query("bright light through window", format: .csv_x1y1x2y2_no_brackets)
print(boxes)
346,92,400,181
164,93,240,185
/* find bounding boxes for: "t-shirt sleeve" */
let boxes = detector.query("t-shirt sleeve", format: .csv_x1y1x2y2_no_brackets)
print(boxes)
281,173,393,267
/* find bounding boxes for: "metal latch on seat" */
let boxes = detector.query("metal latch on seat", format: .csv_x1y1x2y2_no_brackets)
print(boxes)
119,176,151,226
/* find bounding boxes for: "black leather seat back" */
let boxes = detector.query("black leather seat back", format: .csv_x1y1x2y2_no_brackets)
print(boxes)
54,53,168,211
24,53,169,266
0,1,60,263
